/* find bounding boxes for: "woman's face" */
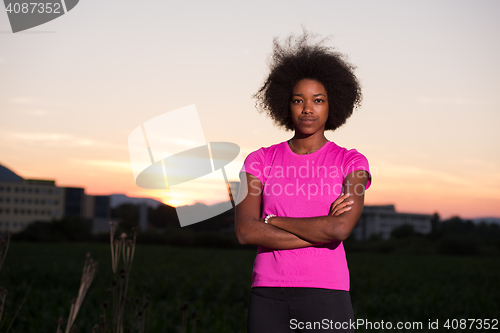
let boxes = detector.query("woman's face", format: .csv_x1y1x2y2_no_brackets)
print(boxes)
289,79,329,135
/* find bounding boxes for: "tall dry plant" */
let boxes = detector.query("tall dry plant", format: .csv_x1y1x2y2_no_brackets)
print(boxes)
57,253,98,333
0,286,7,325
0,231,11,324
105,222,143,333
0,232,33,333
180,302,200,333
0,232,11,274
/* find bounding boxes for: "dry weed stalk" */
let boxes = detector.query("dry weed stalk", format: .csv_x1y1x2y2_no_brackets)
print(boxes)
56,317,63,333
0,232,11,274
0,232,11,325
180,302,199,333
61,253,98,333
108,223,138,333
0,286,7,324
0,232,32,333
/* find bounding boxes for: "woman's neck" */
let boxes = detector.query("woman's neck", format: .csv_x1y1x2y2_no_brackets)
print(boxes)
289,133,329,155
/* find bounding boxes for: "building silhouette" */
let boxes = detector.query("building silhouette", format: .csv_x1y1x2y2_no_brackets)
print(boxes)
0,163,112,233
352,205,432,240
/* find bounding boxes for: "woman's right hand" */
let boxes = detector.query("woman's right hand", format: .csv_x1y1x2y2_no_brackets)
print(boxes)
329,193,354,216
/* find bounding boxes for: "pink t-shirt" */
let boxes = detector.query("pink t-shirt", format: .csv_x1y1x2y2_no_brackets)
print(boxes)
240,140,371,290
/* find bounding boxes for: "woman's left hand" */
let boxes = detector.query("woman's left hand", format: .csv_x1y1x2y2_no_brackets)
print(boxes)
329,193,354,216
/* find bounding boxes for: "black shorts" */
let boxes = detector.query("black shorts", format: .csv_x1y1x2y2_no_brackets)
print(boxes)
247,287,355,333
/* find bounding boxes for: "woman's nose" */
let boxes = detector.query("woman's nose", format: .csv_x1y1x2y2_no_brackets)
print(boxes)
302,100,313,113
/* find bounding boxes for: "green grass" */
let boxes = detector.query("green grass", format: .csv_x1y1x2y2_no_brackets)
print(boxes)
348,254,500,332
0,242,498,332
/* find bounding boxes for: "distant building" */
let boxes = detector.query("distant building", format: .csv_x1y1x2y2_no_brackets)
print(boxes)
352,205,432,241
0,163,113,233
0,177,65,233
83,195,111,219
83,194,115,233
65,187,85,218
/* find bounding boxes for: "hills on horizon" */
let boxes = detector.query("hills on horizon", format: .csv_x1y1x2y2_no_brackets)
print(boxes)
109,193,233,210
110,194,500,225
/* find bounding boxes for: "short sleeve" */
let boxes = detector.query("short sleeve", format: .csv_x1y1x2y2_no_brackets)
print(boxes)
240,148,266,185
342,149,372,190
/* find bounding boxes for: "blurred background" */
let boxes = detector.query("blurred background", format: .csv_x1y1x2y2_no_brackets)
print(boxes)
0,0,499,332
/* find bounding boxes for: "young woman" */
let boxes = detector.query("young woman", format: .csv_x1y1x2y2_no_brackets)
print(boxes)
235,32,372,332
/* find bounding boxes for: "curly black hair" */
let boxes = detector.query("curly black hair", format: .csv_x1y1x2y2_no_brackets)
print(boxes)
253,31,362,131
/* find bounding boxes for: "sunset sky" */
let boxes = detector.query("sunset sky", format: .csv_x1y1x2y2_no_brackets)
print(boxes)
1,0,499,220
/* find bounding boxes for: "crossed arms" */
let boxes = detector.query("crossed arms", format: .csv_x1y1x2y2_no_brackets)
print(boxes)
234,170,369,250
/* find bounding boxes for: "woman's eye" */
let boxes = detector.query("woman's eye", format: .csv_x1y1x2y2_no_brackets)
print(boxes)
292,99,302,104
315,99,324,103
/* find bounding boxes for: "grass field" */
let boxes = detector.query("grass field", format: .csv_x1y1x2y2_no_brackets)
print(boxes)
0,242,498,332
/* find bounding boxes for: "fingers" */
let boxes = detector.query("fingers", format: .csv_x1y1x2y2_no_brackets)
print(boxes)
329,193,352,215
332,204,353,216
331,201,354,216
329,192,349,213
332,192,350,206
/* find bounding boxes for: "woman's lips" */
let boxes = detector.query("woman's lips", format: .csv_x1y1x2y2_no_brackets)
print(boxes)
300,118,316,124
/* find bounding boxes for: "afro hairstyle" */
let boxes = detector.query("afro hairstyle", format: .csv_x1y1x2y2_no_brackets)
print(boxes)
253,30,362,131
